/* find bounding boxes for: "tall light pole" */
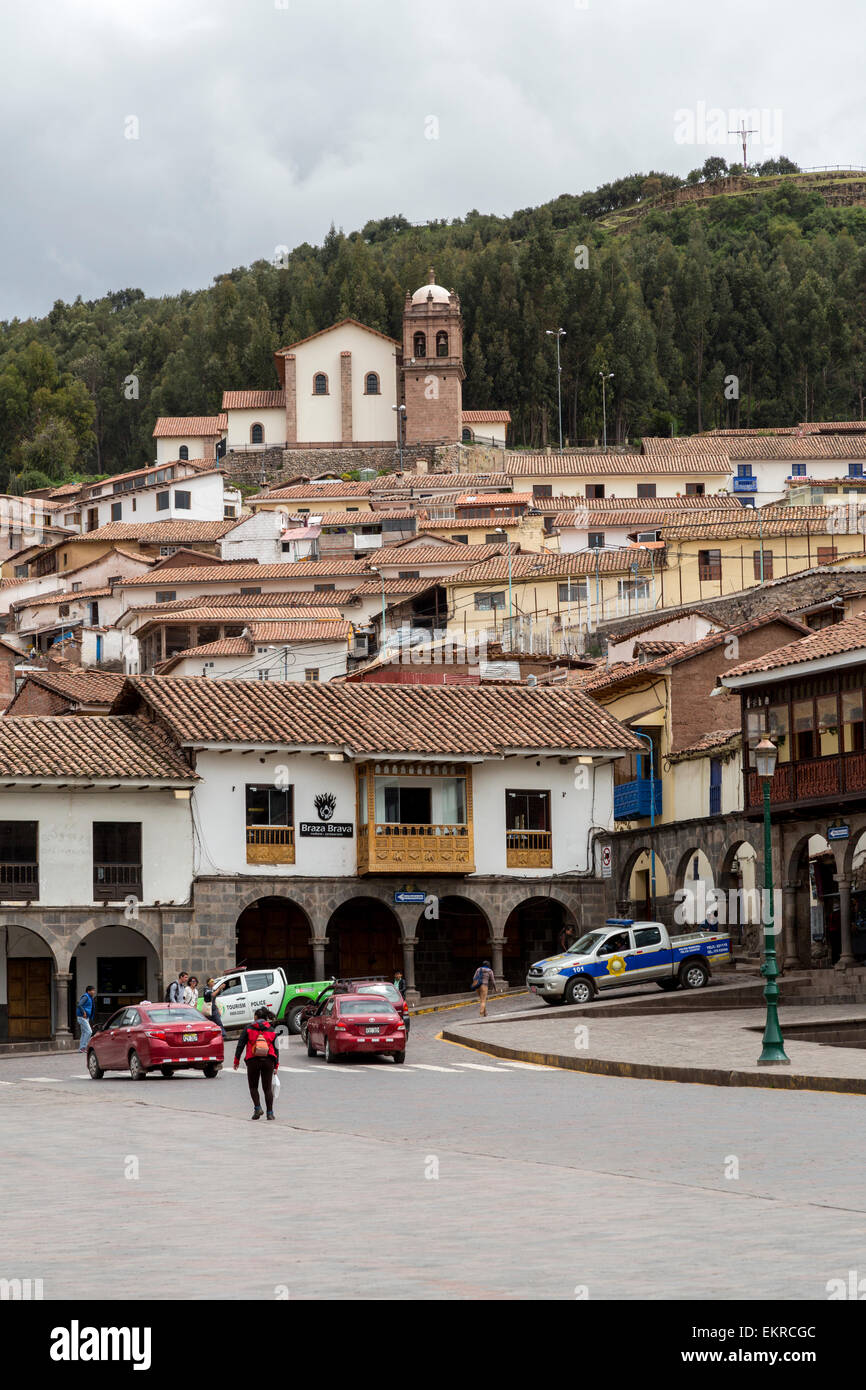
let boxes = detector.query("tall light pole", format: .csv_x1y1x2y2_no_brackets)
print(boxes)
546,328,566,452
599,371,614,450
754,735,789,1065
495,527,513,648
392,403,406,470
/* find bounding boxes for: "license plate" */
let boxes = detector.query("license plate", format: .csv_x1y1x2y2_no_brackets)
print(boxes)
530,986,538,993
182,1033,197,1042
365,1027,380,1035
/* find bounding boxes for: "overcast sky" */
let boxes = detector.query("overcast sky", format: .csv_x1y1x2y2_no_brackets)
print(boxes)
1,0,863,321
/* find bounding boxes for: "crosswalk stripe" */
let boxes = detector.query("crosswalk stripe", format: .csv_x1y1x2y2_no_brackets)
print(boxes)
23,1076,61,1083
406,1064,461,1073
498,1060,559,1071
452,1062,510,1072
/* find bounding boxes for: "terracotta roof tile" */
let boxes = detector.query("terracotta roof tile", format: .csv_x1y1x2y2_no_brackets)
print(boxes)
120,677,641,755
121,559,371,586
6,670,127,706
247,620,352,642
319,510,415,526
447,550,664,584
152,416,227,437
667,729,741,761
124,592,344,613
370,473,512,492
455,492,532,507
461,410,511,423
221,390,285,409
253,481,374,501
418,517,528,531
81,521,236,543
0,715,195,781
506,453,729,477
372,542,506,566
723,615,866,679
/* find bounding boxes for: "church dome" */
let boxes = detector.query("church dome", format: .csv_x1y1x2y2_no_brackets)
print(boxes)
411,266,452,305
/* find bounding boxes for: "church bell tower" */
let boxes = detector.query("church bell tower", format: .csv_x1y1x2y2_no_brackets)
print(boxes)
401,267,465,445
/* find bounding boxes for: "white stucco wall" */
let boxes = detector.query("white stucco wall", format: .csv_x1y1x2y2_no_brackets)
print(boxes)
155,436,221,465
294,323,399,444
171,640,347,681
0,789,193,906
225,408,286,449
471,757,613,876
95,472,226,528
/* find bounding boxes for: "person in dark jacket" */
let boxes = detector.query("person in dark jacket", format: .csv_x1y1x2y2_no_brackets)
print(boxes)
393,970,407,998
233,1008,279,1120
76,986,96,1052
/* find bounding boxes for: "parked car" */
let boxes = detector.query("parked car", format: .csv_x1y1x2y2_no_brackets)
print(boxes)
347,979,411,1033
200,967,333,1035
305,992,407,1064
297,978,407,1041
526,918,733,1005
87,1003,224,1080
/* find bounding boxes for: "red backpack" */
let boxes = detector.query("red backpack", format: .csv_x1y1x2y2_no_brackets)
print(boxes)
245,1022,276,1062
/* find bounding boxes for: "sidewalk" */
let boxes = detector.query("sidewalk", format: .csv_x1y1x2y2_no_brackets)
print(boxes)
442,997,866,1094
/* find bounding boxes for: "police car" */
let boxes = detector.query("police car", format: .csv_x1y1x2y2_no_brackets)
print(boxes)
526,918,732,1005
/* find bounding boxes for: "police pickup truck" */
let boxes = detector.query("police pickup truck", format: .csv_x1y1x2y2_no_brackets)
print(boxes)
526,919,732,1005
201,967,331,1035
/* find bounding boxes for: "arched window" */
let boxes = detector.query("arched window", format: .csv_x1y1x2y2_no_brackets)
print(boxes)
313,373,329,395
250,423,264,444
462,427,473,442
365,372,380,395
178,445,189,460
436,331,449,357
413,331,427,358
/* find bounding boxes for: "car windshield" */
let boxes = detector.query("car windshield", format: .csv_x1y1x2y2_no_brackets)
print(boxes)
358,984,401,1002
565,932,605,955
339,1000,397,1016
145,1008,206,1024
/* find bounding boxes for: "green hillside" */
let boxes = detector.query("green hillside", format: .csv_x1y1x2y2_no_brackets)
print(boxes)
2,158,866,491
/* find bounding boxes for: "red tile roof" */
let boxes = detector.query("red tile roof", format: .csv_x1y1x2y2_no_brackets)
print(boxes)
319,510,415,526
121,559,372,586
722,615,866,680
506,453,729,477
0,715,195,781
81,521,237,543
370,473,512,492
221,390,285,409
462,410,511,423
447,550,663,584
418,517,528,531
254,481,374,501
456,492,532,507
13,587,112,611
247,620,352,642
372,542,506,567
120,677,642,755
667,729,741,761
152,416,227,437
5,670,127,708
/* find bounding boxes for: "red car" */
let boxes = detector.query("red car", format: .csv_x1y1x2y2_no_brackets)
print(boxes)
87,1002,224,1080
305,992,407,1064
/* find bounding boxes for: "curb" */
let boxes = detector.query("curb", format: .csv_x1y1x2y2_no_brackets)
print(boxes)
410,990,529,1018
439,1028,866,1095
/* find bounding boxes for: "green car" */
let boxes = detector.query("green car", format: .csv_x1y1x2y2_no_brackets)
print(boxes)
198,967,332,1034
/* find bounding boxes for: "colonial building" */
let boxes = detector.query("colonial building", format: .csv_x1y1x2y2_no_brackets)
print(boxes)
0,677,638,1039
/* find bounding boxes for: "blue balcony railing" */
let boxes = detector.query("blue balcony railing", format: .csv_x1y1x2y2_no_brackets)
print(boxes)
613,778,662,820
709,783,721,815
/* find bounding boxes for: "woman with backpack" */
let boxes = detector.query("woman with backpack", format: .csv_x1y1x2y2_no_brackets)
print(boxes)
233,1008,279,1120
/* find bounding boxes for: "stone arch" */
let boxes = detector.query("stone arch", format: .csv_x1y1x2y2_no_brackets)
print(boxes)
786,831,835,965
718,837,761,945
68,922,162,1029
414,894,491,996
617,845,671,916
63,912,161,972
1,923,58,1042
235,896,314,982
502,896,579,987
325,896,403,980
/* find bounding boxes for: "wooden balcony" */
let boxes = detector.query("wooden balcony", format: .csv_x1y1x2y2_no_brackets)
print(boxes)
93,863,142,902
506,829,552,868
0,862,39,901
357,822,474,875
746,750,866,811
246,825,295,865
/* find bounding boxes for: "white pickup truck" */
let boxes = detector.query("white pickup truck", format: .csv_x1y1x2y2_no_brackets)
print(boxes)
201,968,330,1035
526,918,733,1005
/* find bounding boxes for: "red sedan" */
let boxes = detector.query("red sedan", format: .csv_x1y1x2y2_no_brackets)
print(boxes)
87,1003,224,1080
305,993,407,1064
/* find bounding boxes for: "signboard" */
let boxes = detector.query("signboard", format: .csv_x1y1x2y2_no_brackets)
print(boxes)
600,845,612,878
394,891,427,904
828,825,850,841
298,822,353,838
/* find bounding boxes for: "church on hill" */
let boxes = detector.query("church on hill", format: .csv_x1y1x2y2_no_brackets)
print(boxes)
155,269,510,456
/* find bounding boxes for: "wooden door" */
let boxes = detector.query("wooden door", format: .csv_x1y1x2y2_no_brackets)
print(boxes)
8,959,52,1040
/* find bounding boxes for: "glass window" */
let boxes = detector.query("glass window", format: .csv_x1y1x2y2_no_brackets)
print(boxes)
155,590,176,604
156,492,170,511
246,784,291,827
357,774,367,824
791,464,806,477
753,550,773,579
475,591,506,611
174,490,191,510
636,483,656,499
842,690,865,753
633,926,662,947
686,483,705,495
365,373,380,395
178,446,189,461
314,373,328,395
532,485,553,499
244,972,275,991
588,533,605,549
506,789,550,831
817,695,840,757
585,484,605,499
598,932,630,957
338,999,398,1016
251,423,264,444
216,977,242,997
793,698,815,760
765,703,790,764
146,1007,206,1023
111,502,122,522
698,549,722,580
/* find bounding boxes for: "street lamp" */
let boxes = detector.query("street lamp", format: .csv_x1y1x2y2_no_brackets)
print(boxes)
599,371,614,450
392,403,406,470
495,528,514,648
545,329,566,453
754,735,790,1066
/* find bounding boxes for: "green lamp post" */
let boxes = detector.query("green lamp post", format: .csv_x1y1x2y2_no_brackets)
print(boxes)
755,734,790,1066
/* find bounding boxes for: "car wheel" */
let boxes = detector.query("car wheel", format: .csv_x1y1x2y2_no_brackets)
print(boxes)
657,978,679,992
564,976,595,1005
87,1050,104,1080
680,960,709,990
129,1050,147,1081
203,1063,220,1078
393,1050,406,1064
324,1037,338,1064
285,1002,311,1035
160,1066,175,1078
306,1033,317,1058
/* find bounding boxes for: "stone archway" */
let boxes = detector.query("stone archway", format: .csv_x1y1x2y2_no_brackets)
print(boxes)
69,923,161,1031
718,839,761,947
325,897,403,980
414,895,491,996
618,846,671,918
785,832,836,967
235,897,314,982
0,923,57,1042
502,897,578,987
673,846,716,928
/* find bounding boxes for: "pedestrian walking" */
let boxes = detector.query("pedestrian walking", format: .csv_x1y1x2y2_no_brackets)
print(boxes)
203,977,226,1038
76,986,96,1052
184,976,199,1007
471,959,496,1017
167,971,188,1004
233,1008,279,1121
393,969,407,998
